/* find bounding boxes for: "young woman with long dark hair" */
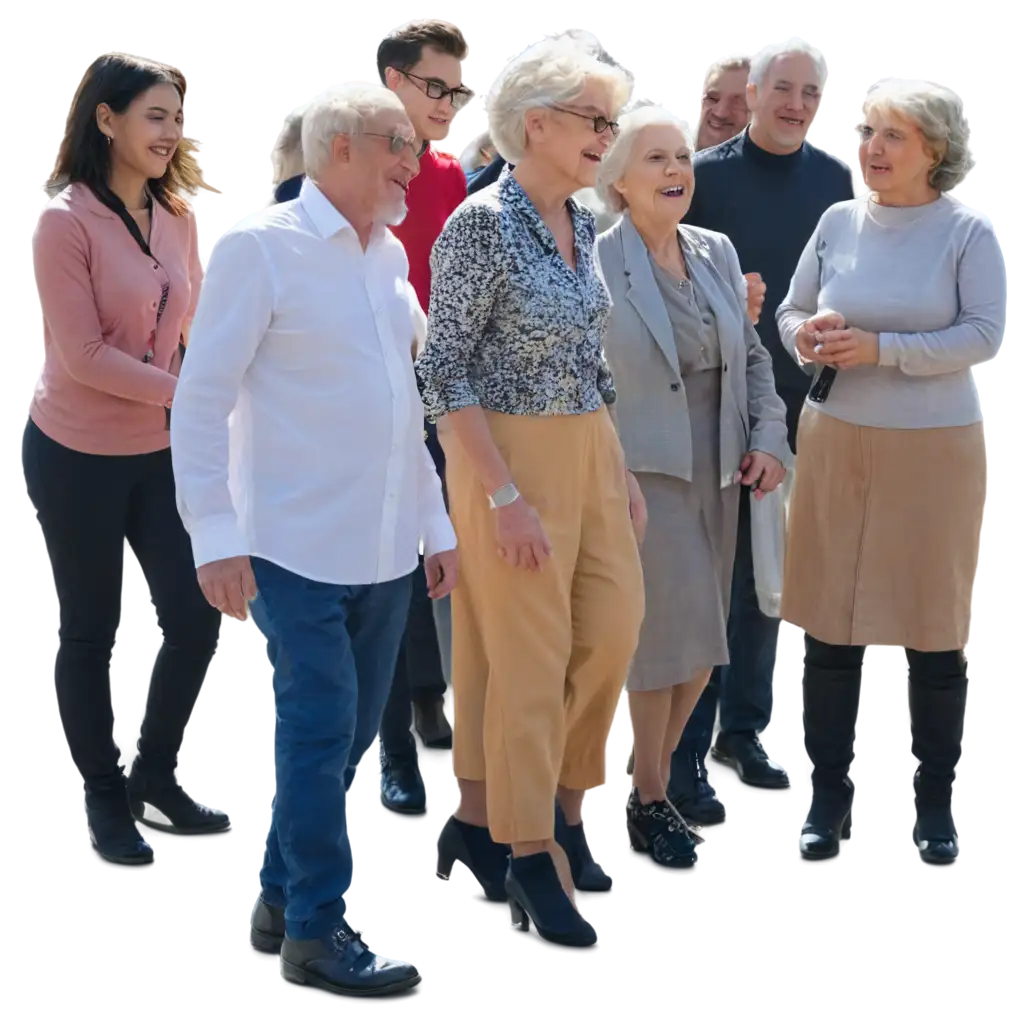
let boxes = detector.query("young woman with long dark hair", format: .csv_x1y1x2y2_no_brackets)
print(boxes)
24,52,228,866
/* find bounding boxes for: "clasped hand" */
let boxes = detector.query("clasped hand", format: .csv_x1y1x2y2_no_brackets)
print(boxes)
795,312,879,370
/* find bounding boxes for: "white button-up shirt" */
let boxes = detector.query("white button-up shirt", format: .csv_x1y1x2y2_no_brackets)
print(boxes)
171,179,455,585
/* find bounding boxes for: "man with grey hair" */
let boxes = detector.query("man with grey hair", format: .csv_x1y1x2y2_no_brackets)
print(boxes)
667,37,855,824
171,82,456,997
696,55,751,151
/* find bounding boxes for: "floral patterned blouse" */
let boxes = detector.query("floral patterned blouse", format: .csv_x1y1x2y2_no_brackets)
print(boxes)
415,169,616,419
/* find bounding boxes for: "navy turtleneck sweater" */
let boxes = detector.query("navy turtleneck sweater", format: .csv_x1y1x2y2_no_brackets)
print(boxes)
685,128,854,427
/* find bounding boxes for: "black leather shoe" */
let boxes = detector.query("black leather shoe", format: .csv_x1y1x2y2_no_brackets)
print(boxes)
668,747,726,825
436,815,509,900
913,805,959,865
555,802,611,891
711,731,790,789
800,781,854,860
127,758,230,834
86,780,154,866
251,893,286,953
506,853,597,947
380,755,426,815
626,788,702,868
280,923,421,997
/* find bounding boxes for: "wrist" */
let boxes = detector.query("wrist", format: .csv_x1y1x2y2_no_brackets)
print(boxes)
488,482,520,510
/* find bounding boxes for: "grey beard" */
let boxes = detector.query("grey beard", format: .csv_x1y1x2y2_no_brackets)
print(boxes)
379,199,408,227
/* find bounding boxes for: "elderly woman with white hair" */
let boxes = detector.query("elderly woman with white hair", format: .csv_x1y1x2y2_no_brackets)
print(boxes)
777,79,1006,865
595,105,789,867
270,105,307,203
416,35,643,947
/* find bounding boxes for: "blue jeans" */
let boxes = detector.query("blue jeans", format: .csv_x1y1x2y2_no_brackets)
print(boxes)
248,558,412,940
671,489,779,776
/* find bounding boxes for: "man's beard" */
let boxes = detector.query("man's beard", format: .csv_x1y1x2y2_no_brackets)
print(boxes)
379,199,408,227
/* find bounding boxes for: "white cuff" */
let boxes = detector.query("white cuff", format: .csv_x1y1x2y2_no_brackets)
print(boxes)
421,516,457,560
188,513,249,569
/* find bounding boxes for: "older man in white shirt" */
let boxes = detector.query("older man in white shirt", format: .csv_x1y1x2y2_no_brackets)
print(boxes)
171,82,456,999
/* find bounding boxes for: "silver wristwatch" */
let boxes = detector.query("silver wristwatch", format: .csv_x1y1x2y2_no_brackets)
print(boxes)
488,483,520,509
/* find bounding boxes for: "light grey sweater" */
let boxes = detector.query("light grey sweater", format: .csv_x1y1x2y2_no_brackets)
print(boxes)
776,194,1005,429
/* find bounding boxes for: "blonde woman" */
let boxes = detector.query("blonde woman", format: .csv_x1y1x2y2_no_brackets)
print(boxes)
417,36,642,946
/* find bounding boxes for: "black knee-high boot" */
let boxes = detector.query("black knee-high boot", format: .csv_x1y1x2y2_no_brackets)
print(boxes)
907,649,967,865
800,635,864,860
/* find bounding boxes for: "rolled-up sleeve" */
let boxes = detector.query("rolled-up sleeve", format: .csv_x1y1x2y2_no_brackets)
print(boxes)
415,203,503,419
171,228,273,568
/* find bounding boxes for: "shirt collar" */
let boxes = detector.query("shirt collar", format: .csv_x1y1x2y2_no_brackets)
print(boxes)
497,166,592,256
299,177,355,239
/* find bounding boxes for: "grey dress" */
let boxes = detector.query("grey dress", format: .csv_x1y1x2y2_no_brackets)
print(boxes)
628,252,739,691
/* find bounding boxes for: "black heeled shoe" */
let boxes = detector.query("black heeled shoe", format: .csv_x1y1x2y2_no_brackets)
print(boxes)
799,779,854,860
622,786,696,868
436,816,509,901
503,847,598,950
85,778,154,866
554,802,611,891
913,806,959,865
128,757,230,835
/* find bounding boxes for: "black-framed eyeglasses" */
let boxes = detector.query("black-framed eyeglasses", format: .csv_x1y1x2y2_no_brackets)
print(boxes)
362,132,420,156
549,106,620,136
397,69,475,110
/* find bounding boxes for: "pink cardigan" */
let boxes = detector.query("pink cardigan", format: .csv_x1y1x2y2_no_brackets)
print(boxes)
30,183,202,455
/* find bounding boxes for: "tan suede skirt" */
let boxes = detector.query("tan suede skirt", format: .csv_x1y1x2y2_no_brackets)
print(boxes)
782,405,986,652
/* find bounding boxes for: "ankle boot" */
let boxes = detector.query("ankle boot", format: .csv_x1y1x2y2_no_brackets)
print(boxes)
435,816,509,901
85,772,154,866
799,635,863,861
554,802,611,891
127,756,230,835
503,851,598,946
908,649,967,865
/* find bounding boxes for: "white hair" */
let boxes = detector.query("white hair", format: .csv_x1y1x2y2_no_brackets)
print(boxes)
486,36,634,165
271,104,307,184
301,82,408,179
459,130,493,173
595,103,693,214
863,78,974,192
748,37,827,91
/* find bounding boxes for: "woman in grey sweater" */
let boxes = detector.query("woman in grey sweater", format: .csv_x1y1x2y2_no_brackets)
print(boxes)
777,78,1006,865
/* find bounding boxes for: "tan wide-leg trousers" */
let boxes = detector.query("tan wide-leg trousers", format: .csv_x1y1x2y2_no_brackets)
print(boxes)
442,407,645,844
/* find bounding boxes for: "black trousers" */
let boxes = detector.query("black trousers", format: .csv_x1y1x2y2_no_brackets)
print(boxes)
378,556,446,761
22,420,221,789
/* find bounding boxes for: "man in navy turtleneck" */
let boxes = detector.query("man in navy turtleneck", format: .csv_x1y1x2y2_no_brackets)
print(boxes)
668,38,855,824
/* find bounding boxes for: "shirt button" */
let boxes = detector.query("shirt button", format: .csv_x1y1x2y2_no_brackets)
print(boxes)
670,383,680,392
153,264,159,271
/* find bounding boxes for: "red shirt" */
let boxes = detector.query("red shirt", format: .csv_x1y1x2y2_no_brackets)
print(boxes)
390,146,466,313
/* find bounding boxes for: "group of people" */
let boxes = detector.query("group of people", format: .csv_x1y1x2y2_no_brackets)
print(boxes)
24,18,1005,1000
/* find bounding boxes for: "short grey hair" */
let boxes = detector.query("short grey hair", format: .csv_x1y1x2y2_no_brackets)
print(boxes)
863,78,975,192
595,103,693,214
486,36,634,165
704,55,751,87
271,105,307,185
749,38,827,91
301,82,408,179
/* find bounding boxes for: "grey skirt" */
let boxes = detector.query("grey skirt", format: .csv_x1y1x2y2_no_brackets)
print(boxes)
627,370,740,692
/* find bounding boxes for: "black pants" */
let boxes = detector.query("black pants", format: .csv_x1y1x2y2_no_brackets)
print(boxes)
803,634,967,804
22,420,221,789
378,557,446,761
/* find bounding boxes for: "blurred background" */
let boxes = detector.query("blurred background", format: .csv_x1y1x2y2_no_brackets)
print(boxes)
2,6,1024,1015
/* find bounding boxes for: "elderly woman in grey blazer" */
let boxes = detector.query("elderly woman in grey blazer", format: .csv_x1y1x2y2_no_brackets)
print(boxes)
596,105,790,867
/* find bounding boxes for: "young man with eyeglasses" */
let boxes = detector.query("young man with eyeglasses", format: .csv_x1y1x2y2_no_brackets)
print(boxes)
375,19,472,816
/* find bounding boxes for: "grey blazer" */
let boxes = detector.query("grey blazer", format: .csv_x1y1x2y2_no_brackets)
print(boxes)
597,213,791,486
